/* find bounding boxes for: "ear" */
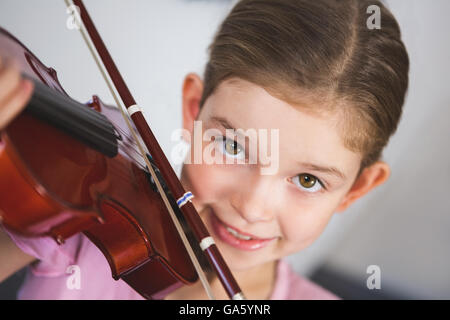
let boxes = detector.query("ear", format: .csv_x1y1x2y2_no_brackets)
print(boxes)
335,161,391,212
182,72,204,141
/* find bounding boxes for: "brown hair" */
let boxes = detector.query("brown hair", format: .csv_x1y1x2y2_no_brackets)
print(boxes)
199,0,409,176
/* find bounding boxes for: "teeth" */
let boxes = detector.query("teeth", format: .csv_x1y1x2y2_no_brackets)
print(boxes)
226,226,252,240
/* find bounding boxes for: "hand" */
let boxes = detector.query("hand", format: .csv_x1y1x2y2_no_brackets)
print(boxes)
0,56,34,130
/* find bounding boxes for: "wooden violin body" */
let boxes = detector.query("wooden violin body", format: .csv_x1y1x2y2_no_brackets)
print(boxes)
0,27,198,299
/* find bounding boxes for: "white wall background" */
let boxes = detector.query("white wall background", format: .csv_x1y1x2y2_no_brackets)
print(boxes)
0,0,448,299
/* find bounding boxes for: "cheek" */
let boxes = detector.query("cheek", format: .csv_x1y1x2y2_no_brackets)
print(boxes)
278,197,340,252
182,163,235,205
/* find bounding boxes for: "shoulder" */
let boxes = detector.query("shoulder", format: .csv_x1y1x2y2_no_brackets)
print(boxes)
269,259,341,300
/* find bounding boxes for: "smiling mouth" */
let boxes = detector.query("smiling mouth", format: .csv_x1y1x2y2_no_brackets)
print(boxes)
225,226,253,240
208,208,277,251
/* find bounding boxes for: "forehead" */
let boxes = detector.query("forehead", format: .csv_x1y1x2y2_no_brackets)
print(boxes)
200,78,361,174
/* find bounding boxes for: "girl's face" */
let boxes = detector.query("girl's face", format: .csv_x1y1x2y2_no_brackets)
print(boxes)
180,77,363,272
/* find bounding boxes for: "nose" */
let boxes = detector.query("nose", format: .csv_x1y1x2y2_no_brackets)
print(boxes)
229,175,277,224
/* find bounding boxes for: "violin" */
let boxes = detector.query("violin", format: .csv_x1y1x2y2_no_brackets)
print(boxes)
0,0,244,300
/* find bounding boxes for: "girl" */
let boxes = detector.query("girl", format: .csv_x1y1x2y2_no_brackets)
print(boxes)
0,0,409,299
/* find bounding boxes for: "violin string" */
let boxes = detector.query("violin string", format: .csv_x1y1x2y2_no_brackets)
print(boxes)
65,0,215,300
98,107,181,173
116,125,184,174
115,126,149,161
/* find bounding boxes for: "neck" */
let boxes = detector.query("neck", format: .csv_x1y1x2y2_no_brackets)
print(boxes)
165,260,278,300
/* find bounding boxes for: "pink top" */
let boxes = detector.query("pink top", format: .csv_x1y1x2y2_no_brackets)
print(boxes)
2,226,339,300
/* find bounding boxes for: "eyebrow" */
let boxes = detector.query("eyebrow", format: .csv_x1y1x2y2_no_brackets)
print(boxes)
209,116,239,130
298,162,347,180
208,116,248,138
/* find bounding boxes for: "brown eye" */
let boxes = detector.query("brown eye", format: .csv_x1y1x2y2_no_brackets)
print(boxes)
216,136,245,161
298,174,316,188
224,139,243,155
291,173,324,193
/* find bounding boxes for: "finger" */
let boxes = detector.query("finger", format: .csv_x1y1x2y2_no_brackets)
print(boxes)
0,62,21,104
0,79,34,131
